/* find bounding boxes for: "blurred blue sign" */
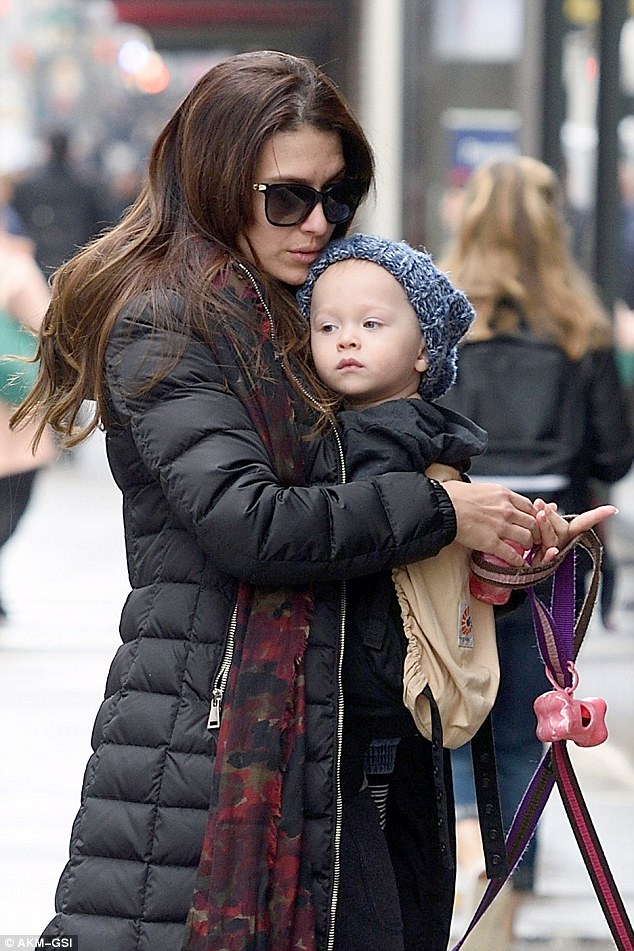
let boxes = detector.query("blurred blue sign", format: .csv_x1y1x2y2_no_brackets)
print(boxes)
442,108,521,185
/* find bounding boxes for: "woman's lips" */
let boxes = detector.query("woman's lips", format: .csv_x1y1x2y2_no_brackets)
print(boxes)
290,247,322,265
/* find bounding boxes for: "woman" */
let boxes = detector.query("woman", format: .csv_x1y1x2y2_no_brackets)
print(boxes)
0,227,57,618
440,155,634,947
14,56,594,951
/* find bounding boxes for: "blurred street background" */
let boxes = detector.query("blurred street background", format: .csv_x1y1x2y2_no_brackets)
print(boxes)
3,1,634,948
2,0,634,284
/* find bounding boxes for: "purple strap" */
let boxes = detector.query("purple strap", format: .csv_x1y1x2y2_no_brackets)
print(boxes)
452,530,634,951
544,546,576,685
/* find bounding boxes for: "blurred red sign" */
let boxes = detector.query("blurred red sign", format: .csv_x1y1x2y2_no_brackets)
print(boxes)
113,0,334,26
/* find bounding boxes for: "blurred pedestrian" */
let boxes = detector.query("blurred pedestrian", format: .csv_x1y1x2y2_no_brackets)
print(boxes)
440,155,634,948
12,128,107,275
0,174,31,250
100,141,145,226
0,227,58,619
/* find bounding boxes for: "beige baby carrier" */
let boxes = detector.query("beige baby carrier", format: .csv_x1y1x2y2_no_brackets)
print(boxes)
394,463,499,749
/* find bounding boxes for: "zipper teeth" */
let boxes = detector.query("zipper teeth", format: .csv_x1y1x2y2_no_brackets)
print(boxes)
208,603,238,729
327,579,346,951
324,420,346,951
235,260,347,947
217,605,237,693
234,260,332,416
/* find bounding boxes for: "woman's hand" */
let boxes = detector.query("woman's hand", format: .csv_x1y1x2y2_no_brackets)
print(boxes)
440,482,617,568
441,480,539,566
533,498,617,564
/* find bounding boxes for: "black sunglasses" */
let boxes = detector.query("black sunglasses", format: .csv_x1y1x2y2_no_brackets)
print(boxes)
252,181,362,227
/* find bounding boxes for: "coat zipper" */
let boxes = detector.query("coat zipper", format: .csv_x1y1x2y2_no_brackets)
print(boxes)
232,261,348,948
327,574,347,951
207,603,238,730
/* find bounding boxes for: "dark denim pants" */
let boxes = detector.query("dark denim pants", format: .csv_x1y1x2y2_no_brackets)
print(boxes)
0,468,38,549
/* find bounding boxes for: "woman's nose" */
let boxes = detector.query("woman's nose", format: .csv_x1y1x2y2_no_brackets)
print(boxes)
300,202,331,236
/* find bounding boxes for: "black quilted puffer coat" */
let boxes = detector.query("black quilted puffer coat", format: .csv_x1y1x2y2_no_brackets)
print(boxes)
43,279,457,951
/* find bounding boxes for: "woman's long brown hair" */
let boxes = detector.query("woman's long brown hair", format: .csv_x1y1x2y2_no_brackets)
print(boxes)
13,51,374,447
440,155,612,360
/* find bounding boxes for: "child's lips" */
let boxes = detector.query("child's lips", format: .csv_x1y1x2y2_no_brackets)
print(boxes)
337,358,363,369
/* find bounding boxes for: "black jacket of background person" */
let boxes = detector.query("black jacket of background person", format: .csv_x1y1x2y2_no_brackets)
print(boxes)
442,332,634,514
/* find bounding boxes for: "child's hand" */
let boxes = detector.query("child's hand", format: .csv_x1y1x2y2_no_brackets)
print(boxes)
533,498,617,564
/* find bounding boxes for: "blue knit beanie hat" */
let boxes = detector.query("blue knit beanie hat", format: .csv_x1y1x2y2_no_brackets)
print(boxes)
297,233,474,400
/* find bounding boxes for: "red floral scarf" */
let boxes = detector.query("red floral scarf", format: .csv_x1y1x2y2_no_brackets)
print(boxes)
182,272,317,951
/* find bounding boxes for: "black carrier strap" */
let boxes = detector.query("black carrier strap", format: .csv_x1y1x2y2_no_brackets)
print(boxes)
423,685,454,869
423,687,506,876
470,714,508,878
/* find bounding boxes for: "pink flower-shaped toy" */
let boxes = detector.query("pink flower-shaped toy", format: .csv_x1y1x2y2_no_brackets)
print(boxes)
533,662,608,748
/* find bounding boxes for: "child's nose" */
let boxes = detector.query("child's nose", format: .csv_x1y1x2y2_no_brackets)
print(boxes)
338,329,359,348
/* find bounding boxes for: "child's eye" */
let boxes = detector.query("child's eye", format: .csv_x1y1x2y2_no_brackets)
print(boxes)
364,319,381,329
320,323,337,334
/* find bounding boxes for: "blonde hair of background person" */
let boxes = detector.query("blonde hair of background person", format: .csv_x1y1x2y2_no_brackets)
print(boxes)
441,154,612,356
0,227,57,619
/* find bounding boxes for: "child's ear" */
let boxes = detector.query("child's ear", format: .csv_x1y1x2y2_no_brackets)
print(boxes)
415,348,429,373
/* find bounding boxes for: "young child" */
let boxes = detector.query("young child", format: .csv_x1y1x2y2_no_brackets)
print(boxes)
298,235,617,950
297,233,499,834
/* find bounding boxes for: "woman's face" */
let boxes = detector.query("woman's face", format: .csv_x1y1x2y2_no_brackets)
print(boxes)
239,125,345,286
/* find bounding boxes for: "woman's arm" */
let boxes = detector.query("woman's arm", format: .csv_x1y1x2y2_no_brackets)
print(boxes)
105,312,457,585
336,400,535,566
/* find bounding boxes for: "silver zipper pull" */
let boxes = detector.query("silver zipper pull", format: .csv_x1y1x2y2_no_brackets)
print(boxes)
207,688,223,730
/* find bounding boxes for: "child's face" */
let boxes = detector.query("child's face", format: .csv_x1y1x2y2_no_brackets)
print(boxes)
309,259,428,410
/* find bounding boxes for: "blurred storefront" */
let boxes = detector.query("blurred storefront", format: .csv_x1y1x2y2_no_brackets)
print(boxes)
1,0,633,313
401,0,634,316
0,0,349,187
110,1,343,63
